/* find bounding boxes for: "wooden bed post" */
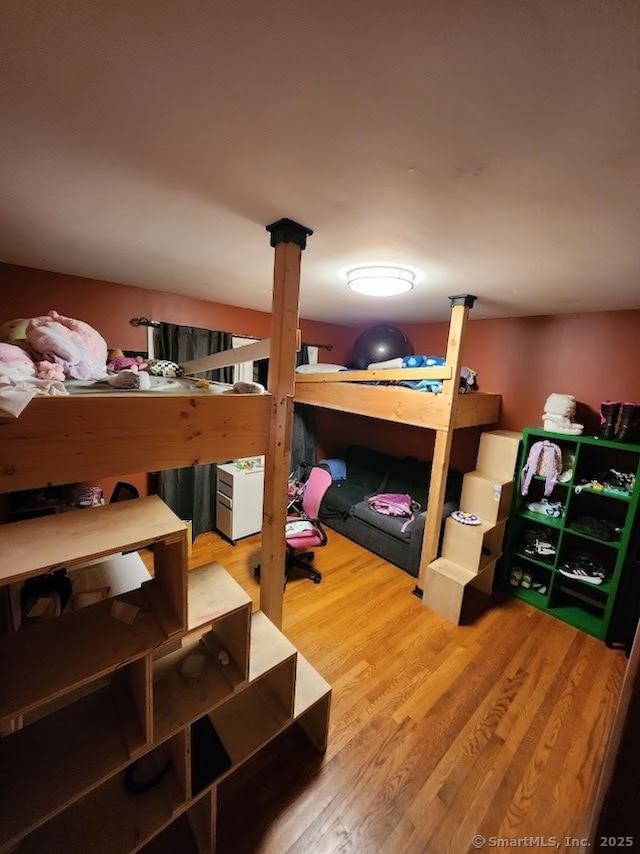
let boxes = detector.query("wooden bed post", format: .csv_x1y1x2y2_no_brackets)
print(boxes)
415,294,476,598
261,218,313,628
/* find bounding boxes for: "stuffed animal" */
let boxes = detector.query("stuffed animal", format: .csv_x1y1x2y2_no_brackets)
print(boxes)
35,360,65,381
146,359,183,378
0,318,30,344
107,354,148,373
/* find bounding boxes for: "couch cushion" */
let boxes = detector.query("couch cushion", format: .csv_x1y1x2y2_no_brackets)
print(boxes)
383,458,463,508
350,500,419,543
320,481,368,518
383,457,431,507
344,445,392,492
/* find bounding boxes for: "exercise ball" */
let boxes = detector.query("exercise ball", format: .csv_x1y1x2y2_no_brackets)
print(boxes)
351,325,413,370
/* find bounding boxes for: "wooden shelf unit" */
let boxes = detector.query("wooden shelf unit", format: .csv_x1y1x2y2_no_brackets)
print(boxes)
0,504,330,854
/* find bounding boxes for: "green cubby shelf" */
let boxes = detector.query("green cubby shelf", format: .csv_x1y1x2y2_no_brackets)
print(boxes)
502,428,640,641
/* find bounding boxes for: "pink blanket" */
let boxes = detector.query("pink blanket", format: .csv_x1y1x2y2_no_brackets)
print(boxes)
27,310,107,380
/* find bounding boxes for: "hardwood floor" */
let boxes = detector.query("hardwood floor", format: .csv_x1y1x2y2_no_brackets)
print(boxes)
183,529,626,853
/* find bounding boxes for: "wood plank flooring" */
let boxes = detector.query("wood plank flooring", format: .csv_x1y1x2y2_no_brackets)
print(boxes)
177,529,626,853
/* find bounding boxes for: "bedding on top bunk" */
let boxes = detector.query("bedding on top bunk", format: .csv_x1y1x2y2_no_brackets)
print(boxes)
0,309,268,418
296,355,477,394
0,374,265,419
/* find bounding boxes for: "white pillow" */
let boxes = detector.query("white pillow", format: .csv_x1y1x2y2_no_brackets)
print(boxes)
295,363,347,373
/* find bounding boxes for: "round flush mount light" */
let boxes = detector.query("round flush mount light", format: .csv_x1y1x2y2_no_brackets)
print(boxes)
346,265,416,297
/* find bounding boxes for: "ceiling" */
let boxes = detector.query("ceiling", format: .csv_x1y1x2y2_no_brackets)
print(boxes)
1,1,640,324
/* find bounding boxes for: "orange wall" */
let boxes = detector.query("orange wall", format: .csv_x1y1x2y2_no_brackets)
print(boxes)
4,262,639,477
0,263,353,362
0,263,354,497
315,309,640,472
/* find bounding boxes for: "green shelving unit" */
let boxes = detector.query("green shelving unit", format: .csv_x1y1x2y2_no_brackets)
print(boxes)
500,427,640,640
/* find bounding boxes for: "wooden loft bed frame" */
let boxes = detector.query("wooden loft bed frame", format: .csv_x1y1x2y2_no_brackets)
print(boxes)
293,295,502,596
0,218,312,630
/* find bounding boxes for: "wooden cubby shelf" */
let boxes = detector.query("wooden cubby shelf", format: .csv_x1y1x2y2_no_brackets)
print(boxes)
0,584,170,726
1,498,331,853
153,626,247,744
0,677,146,852
187,561,252,632
20,737,187,854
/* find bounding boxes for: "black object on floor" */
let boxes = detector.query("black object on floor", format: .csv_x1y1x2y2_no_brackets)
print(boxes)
190,714,232,795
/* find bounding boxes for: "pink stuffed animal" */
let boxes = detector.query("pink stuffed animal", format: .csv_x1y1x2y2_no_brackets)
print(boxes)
107,355,147,373
34,360,65,381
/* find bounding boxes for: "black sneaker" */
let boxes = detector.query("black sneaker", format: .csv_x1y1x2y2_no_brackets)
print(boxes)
559,556,606,585
572,516,621,541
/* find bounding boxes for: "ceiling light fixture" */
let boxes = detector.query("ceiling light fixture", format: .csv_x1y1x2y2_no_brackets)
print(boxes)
346,265,416,297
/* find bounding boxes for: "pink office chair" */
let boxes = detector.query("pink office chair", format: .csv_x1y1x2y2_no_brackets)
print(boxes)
284,466,332,586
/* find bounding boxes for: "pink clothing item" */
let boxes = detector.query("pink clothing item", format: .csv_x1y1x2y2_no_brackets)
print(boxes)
0,341,34,370
27,310,107,380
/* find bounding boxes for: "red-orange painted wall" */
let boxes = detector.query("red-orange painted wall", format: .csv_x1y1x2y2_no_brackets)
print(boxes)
0,263,354,497
0,263,353,362
314,309,640,472
3,262,639,477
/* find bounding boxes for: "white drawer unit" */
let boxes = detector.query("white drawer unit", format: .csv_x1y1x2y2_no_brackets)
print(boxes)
216,460,265,543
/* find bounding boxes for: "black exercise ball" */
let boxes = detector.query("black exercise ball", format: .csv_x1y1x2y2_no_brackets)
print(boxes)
351,325,413,370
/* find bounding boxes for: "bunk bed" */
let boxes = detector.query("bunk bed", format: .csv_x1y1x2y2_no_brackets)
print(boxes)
0,220,335,854
293,295,502,594
0,218,311,628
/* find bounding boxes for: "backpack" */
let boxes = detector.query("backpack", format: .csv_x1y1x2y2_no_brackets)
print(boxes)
520,440,562,497
368,493,421,533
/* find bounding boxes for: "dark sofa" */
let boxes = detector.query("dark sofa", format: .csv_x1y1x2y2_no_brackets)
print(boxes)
318,445,462,577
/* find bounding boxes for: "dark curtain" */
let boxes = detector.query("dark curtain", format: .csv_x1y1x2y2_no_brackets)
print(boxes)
155,323,233,539
291,344,317,471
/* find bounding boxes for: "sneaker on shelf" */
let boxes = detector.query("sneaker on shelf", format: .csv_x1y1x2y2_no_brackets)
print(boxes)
572,516,621,541
523,539,556,557
531,581,548,595
558,555,606,585
521,569,534,589
526,499,564,518
509,566,524,587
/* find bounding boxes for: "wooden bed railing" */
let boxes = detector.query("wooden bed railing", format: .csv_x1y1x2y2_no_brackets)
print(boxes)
295,366,453,383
